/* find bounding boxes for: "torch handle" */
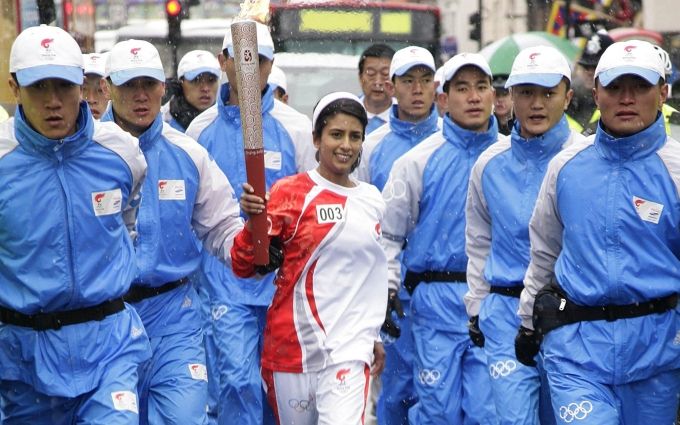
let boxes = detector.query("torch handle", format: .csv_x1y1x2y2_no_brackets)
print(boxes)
245,149,270,265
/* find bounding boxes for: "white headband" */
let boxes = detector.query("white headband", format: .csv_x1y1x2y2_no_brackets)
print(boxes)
312,92,364,129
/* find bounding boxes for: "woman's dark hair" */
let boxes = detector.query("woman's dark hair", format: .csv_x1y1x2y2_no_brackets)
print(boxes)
313,98,368,139
312,97,368,172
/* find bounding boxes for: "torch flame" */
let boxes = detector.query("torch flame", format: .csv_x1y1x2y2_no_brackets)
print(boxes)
237,0,270,23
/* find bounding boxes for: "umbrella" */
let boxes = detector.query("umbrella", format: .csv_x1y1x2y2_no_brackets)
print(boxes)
479,32,581,77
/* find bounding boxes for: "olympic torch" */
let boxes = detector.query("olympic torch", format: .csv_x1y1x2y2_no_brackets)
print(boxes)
231,19,269,265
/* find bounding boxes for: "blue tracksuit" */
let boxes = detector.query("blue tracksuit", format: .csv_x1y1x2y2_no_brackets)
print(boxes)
465,117,582,424
186,83,315,425
520,114,680,424
0,102,151,424
357,104,440,425
101,109,243,425
381,114,499,424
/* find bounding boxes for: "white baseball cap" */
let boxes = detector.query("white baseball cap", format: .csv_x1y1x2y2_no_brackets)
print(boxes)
595,40,665,87
442,53,492,85
505,45,571,89
389,46,436,79
434,66,445,95
268,65,287,92
83,52,108,77
107,39,165,86
9,25,83,86
222,21,274,61
312,92,364,129
178,50,221,80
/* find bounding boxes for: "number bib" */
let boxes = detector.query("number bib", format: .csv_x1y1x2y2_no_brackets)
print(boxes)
315,204,346,224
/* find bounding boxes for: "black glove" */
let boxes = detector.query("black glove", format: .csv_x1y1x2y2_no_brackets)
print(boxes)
515,326,540,367
254,238,283,275
468,315,485,348
381,289,405,339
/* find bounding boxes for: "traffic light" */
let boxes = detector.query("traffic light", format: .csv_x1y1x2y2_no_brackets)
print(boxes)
469,12,481,42
166,0,183,47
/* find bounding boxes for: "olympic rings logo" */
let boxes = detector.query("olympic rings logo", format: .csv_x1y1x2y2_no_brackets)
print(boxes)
559,400,593,422
418,369,441,386
383,178,408,202
211,305,228,321
489,360,517,379
288,398,314,412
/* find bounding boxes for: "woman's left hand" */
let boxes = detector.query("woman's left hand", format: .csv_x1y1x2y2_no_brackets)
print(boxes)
371,341,386,377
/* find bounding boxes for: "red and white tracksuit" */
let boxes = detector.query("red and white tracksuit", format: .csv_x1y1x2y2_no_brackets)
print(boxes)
232,169,388,425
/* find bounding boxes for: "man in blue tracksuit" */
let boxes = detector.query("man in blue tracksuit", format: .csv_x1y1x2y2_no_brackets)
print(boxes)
0,26,151,424
354,45,440,425
516,40,680,424
102,39,245,425
186,22,316,425
381,52,498,424
465,46,584,425
160,50,221,133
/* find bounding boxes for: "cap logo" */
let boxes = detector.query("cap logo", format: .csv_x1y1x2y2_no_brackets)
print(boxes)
409,48,419,55
528,52,541,67
130,47,141,56
622,44,637,62
40,38,54,49
91,55,100,61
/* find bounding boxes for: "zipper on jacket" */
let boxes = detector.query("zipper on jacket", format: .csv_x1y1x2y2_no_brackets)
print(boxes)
54,156,78,305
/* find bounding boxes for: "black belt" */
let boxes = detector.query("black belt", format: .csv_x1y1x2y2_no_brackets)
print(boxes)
404,270,467,295
490,285,523,298
0,298,125,331
124,277,189,304
533,283,678,336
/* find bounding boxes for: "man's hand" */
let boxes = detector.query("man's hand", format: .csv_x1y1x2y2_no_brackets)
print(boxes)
468,315,485,348
371,341,386,376
515,326,540,367
381,289,404,339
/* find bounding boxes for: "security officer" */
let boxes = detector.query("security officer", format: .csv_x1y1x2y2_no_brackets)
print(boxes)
0,25,150,424
102,39,244,425
516,40,680,424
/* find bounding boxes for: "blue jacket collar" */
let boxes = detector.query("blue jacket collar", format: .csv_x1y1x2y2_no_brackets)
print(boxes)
15,101,93,159
218,83,274,125
510,115,570,164
594,112,666,162
135,113,164,152
388,104,439,141
443,113,498,153
100,104,163,152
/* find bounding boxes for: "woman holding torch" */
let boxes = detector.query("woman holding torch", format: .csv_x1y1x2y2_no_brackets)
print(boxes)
232,92,387,425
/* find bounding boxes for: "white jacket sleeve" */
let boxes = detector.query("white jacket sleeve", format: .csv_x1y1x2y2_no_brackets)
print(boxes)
379,136,440,291
272,100,317,172
519,140,593,328
93,121,148,241
165,128,244,267
464,141,509,317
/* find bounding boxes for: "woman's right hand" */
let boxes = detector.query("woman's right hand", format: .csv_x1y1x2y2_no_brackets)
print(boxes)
240,182,267,219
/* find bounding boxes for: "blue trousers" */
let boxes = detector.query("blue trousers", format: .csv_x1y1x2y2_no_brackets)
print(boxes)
1,355,141,425
211,300,275,425
377,298,417,425
480,294,555,425
547,368,680,424
408,322,497,425
138,328,208,425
